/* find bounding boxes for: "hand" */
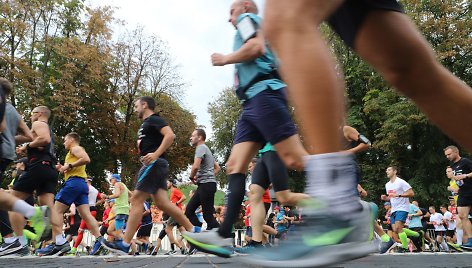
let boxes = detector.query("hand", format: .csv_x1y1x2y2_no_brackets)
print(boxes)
211,53,227,66
388,192,398,198
141,152,158,165
381,194,388,201
16,145,27,155
59,164,70,173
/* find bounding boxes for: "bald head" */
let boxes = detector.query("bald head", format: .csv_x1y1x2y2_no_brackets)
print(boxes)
229,0,258,26
233,0,258,14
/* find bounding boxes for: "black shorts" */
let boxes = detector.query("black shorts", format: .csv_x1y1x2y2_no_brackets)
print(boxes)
158,226,167,240
136,158,168,194
446,229,455,238
434,230,446,237
457,194,472,207
100,225,108,236
13,161,58,195
328,0,404,48
137,223,153,237
65,222,80,237
233,88,297,146
251,151,289,192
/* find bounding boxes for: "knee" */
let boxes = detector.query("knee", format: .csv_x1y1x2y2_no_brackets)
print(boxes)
248,187,263,202
280,154,303,171
225,158,244,174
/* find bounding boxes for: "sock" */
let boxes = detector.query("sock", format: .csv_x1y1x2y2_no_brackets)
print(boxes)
398,232,408,249
456,229,463,245
12,200,35,219
192,226,201,233
56,234,67,245
403,228,419,237
305,153,362,218
441,240,448,251
218,173,246,238
74,231,84,248
122,241,130,247
381,234,391,243
23,229,37,240
170,243,175,251
18,236,27,246
4,237,16,244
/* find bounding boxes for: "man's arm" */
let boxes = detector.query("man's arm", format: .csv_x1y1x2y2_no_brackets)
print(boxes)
108,183,123,199
15,118,33,144
214,161,221,175
176,191,186,206
211,31,265,66
59,146,90,173
141,126,174,165
343,126,371,154
190,157,203,179
399,188,414,198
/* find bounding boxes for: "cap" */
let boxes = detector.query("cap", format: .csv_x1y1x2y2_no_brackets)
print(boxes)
168,179,178,186
384,202,391,206
108,199,115,203
14,157,28,164
274,206,280,210
243,196,249,202
87,176,93,182
111,174,121,182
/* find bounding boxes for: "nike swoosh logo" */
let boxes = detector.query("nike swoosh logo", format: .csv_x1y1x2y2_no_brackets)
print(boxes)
303,227,355,247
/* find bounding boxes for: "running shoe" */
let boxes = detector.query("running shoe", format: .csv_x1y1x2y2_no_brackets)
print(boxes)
29,206,51,242
41,242,71,256
102,239,130,255
181,229,234,258
0,239,24,256
164,249,177,255
379,238,395,254
460,238,472,250
233,241,263,255
447,242,463,252
90,240,103,255
239,200,378,268
36,243,55,256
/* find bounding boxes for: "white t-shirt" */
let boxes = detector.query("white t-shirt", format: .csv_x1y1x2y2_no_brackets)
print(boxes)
430,213,446,231
88,185,99,206
443,211,456,230
385,177,411,213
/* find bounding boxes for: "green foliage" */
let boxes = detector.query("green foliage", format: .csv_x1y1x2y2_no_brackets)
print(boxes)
0,1,195,193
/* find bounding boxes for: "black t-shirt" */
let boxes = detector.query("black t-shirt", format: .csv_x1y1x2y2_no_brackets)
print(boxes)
137,114,168,158
451,157,472,196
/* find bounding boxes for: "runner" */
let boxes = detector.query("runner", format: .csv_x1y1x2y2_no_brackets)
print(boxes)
41,132,105,256
8,105,58,255
103,96,196,255
70,177,104,255
185,128,220,231
104,174,130,240
381,166,419,253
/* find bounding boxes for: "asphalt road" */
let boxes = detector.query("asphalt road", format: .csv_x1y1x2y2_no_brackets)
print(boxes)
0,252,470,268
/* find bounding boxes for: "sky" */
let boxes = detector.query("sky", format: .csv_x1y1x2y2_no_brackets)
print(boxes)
91,0,265,138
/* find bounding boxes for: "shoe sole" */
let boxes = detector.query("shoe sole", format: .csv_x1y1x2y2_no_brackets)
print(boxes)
240,241,377,268
181,233,231,258
0,246,25,256
100,243,128,256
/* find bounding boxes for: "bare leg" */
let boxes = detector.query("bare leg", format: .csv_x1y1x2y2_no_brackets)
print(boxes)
123,191,148,244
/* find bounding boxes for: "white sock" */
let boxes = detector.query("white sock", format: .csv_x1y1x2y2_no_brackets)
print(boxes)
12,200,35,219
4,237,16,244
305,152,362,216
18,236,27,246
441,240,448,251
456,229,463,245
122,241,130,247
55,234,67,245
